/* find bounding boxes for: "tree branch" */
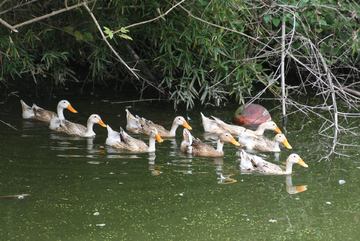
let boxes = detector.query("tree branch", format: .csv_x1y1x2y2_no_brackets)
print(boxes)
82,2,140,80
0,18,17,32
12,1,93,29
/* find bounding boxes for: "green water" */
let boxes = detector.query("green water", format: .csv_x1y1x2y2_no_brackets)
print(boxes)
1,96,360,240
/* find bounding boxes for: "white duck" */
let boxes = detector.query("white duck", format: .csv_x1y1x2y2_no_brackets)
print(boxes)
238,133,292,152
126,109,192,137
201,112,282,136
50,114,106,137
181,129,240,157
240,150,308,175
106,125,163,152
20,99,77,123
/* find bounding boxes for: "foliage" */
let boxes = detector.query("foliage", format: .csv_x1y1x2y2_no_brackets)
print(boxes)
0,0,359,109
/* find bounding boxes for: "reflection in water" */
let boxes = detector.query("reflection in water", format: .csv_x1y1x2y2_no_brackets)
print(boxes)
171,159,194,175
106,155,140,159
148,152,161,175
50,132,84,141
87,161,103,165
213,157,237,184
168,139,179,157
148,152,156,162
214,157,223,172
286,175,307,194
85,137,94,151
217,173,237,184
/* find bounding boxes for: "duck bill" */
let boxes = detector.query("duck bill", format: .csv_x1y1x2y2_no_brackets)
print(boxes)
296,185,307,193
297,158,308,168
274,126,282,134
282,139,292,149
67,104,78,113
182,121,192,130
97,119,107,127
155,134,164,143
230,137,241,146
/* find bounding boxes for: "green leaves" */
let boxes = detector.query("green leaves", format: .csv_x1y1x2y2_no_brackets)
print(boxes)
103,27,114,39
272,18,281,27
118,27,133,40
104,27,133,40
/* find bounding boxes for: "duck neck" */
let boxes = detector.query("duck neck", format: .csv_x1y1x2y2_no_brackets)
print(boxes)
168,122,179,136
57,106,65,120
284,161,294,175
148,135,156,152
85,120,96,137
216,139,224,153
253,127,265,136
272,139,280,151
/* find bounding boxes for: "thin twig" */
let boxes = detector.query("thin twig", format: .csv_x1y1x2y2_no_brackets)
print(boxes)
12,1,94,29
0,120,17,130
83,2,140,80
111,98,168,104
116,0,186,33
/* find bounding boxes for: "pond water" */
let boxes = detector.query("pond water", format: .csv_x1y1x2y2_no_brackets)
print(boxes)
1,95,360,240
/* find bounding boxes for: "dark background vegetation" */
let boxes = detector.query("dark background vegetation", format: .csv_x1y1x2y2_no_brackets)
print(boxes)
1,0,359,109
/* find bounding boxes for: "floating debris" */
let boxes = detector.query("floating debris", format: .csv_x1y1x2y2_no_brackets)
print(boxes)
326,201,331,205
93,212,100,216
339,179,345,185
269,219,277,223
96,223,106,227
0,194,30,199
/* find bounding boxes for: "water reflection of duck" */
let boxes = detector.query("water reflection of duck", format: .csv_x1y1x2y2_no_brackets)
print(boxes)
21,99,77,123
125,109,192,137
217,173,237,184
238,133,292,152
240,150,308,175
50,114,106,137
106,125,163,152
181,129,240,157
286,175,307,194
201,112,282,136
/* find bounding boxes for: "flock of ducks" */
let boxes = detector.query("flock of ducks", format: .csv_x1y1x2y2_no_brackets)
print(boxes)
21,99,308,175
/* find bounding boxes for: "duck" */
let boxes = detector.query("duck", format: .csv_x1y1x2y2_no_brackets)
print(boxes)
180,129,241,157
238,133,292,152
20,99,77,123
125,109,192,137
106,125,163,152
200,112,282,136
50,114,106,137
240,150,308,175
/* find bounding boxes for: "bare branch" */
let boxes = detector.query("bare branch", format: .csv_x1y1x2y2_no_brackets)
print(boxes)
12,2,94,29
82,2,140,80
0,18,17,32
118,0,186,32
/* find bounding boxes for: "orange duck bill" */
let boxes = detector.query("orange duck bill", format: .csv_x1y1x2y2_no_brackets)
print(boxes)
297,158,308,168
97,119,107,127
230,137,241,146
182,121,192,130
274,126,282,134
67,104,78,113
155,134,164,143
282,138,292,149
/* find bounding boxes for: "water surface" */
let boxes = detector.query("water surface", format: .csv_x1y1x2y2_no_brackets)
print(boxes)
1,96,359,240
